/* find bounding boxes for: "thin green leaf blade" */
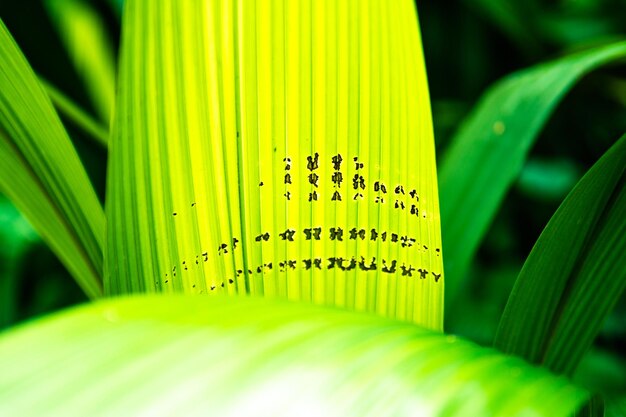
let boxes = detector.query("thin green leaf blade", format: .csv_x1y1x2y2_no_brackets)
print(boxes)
45,0,116,124
40,78,109,147
0,295,590,417
495,134,626,376
439,41,626,299
108,0,444,329
0,19,104,298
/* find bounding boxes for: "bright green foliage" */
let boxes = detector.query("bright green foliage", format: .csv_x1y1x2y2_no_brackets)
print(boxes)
45,0,116,125
0,295,590,417
495,134,626,376
0,20,104,298
107,0,444,329
438,41,626,300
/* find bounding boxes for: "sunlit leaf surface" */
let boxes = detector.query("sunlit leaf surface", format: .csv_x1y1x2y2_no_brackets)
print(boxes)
0,295,590,417
107,0,444,329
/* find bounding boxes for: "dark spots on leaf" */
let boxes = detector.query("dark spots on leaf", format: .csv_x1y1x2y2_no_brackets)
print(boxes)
172,212,177,216
259,182,264,186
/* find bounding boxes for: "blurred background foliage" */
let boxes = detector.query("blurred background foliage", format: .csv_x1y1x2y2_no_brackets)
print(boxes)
0,0,625,400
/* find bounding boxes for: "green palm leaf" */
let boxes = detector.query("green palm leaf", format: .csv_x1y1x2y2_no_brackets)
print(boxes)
0,295,591,417
107,0,444,329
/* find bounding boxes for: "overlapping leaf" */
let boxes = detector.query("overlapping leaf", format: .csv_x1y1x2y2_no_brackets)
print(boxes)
438,41,626,301
45,0,116,125
495,134,626,376
107,0,444,329
0,295,590,417
0,20,104,298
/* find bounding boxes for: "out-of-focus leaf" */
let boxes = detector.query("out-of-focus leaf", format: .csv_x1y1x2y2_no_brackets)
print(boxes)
107,0,444,329
40,78,108,147
0,294,591,417
0,19,104,298
45,0,116,124
438,41,626,301
516,157,581,201
495,134,626,376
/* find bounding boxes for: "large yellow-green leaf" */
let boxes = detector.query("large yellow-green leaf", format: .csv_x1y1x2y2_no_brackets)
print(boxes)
0,295,591,417
495,134,626,376
438,41,626,301
45,0,116,124
107,0,444,329
0,20,104,298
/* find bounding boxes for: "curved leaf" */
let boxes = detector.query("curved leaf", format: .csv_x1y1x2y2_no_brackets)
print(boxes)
45,0,116,124
107,0,444,329
0,20,104,298
438,41,626,300
495,134,626,376
0,295,590,417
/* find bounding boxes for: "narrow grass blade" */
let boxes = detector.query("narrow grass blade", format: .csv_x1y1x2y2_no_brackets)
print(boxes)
45,0,116,124
0,20,104,298
495,134,626,376
439,41,626,300
40,78,109,147
0,295,590,417
107,0,444,329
